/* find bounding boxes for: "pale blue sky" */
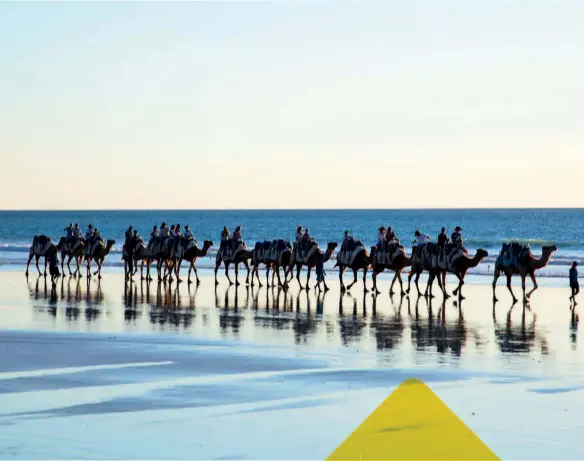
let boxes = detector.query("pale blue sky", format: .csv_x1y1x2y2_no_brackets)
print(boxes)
1,1,583,210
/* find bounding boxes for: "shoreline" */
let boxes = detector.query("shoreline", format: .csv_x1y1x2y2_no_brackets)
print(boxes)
6,263,576,289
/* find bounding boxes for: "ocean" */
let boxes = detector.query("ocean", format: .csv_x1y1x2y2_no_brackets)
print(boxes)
1,208,581,277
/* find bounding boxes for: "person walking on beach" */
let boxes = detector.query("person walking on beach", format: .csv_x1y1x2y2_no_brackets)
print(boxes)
315,258,327,291
570,262,579,305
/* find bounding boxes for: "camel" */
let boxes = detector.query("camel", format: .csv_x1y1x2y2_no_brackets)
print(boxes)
175,240,213,284
144,239,179,283
250,241,292,289
444,248,489,299
250,244,274,289
408,244,488,299
57,237,85,278
288,242,338,290
214,245,254,286
406,245,444,298
335,244,371,292
85,239,115,279
369,245,412,296
492,244,558,303
25,235,59,278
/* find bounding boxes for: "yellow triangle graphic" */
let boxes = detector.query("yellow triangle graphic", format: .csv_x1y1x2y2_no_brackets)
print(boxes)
326,378,500,461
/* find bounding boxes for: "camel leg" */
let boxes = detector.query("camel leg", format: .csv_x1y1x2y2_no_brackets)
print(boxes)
187,262,193,284
414,272,422,297
140,260,145,281
225,263,233,285
176,259,183,284
192,265,200,284
372,271,380,295
441,271,448,297
34,256,41,275
396,271,406,296
235,263,240,286
306,267,312,290
521,274,528,303
244,261,250,285
97,261,103,280
347,268,358,290
87,259,91,279
67,255,73,277
43,257,48,277
452,273,465,299
505,273,517,303
214,261,221,285
406,270,414,294
362,268,369,293
339,267,346,292
265,265,269,288
296,265,303,290
436,271,448,298
526,272,538,299
425,272,434,298
492,268,501,302
25,251,34,277
389,272,397,295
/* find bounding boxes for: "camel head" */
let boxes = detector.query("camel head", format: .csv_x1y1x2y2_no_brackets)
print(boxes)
327,242,338,251
476,248,489,260
203,240,213,249
106,239,116,250
543,244,558,254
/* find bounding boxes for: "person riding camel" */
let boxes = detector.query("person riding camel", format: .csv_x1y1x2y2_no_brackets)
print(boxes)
174,224,182,251
295,226,303,259
64,223,74,244
150,225,159,241
377,227,386,252
124,226,133,250
341,230,351,252
437,227,449,258
183,225,195,248
386,226,397,244
412,230,430,258
72,223,82,243
220,226,231,257
84,224,94,250
232,226,243,255
160,223,169,243
451,226,464,249
88,228,103,255
302,228,312,259
148,226,159,252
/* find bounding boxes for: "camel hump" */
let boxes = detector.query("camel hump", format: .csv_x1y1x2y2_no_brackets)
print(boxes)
500,241,530,267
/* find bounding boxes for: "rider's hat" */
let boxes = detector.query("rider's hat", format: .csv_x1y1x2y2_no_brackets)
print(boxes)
455,226,463,231
415,230,421,236
378,226,386,231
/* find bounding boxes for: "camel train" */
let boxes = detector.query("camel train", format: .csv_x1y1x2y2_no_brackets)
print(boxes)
24,227,558,302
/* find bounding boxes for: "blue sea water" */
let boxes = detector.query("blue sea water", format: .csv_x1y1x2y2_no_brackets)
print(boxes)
1,209,582,277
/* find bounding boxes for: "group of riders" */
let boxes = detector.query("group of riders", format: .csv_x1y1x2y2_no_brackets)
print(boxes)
63,223,104,255
374,225,464,257
63,220,465,261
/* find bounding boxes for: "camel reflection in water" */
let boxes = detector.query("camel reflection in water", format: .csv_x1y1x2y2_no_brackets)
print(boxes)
145,281,197,330
27,275,105,321
492,301,547,355
24,275,564,361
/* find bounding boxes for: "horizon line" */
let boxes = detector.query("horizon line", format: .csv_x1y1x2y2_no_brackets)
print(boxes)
1,207,584,212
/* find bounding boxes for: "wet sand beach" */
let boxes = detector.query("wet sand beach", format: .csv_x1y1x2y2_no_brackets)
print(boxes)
1,270,584,459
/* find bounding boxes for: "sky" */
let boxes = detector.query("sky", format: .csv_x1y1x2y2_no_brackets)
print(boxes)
1,1,583,210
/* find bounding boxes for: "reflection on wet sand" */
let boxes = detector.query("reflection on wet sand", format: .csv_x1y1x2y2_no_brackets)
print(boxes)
19,273,584,371
27,275,105,321
493,302,539,355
